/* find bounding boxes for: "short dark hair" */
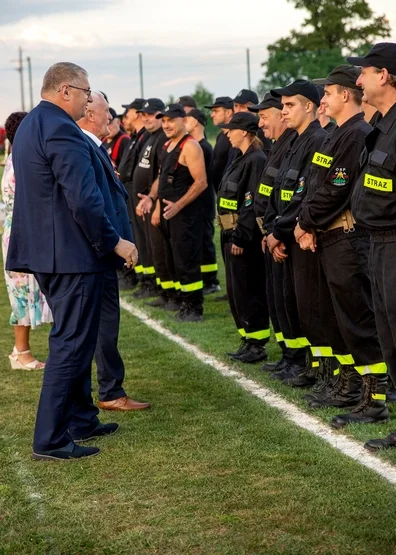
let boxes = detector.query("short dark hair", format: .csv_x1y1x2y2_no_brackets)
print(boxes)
373,67,396,90
335,85,364,105
5,111,28,144
41,62,88,94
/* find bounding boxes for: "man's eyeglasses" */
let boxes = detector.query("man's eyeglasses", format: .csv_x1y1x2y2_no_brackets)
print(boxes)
68,84,92,97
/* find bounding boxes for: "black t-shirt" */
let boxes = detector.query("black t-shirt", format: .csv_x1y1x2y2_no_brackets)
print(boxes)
132,128,167,194
118,127,150,184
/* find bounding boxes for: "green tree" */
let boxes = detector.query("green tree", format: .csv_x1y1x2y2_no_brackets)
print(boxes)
258,0,391,92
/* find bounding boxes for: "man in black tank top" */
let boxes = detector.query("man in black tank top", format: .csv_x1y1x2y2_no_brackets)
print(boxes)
185,109,221,295
136,104,208,321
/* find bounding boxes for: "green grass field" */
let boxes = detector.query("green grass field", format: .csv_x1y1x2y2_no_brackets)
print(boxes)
2,229,396,553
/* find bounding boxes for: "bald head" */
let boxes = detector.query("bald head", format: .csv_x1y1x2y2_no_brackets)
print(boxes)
78,91,112,140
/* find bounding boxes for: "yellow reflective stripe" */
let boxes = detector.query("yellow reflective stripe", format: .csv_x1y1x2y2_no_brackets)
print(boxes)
160,280,174,290
174,281,181,290
258,183,273,197
201,264,218,273
275,332,284,342
310,346,334,357
285,337,311,348
335,354,355,365
355,362,387,375
364,173,392,192
143,266,155,275
245,329,271,340
135,265,144,273
333,368,340,376
312,152,333,168
156,277,161,285
181,280,203,292
219,198,237,210
281,189,293,202
312,361,320,368
238,328,247,337
372,393,387,401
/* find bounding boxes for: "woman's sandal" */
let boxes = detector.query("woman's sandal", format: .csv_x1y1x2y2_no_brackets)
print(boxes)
9,347,45,371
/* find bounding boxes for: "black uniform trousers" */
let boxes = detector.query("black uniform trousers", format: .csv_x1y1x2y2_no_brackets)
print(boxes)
368,234,396,383
222,230,269,342
130,188,155,282
284,243,336,357
159,199,204,310
317,228,385,374
94,270,126,402
33,272,103,451
149,217,177,295
201,187,219,286
269,252,307,366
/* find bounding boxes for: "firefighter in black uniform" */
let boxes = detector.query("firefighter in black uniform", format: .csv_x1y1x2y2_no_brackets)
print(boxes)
137,104,207,321
217,112,269,363
295,65,388,428
248,93,299,373
176,95,197,114
104,108,131,169
185,108,220,294
117,98,150,289
316,86,337,132
343,43,396,450
131,98,167,298
233,88,273,156
265,80,333,385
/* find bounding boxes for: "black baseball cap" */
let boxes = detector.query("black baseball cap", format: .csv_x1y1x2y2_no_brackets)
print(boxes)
313,65,362,90
347,42,396,75
248,92,283,112
122,98,146,110
204,96,234,110
109,107,118,119
156,103,186,119
217,112,259,134
176,95,197,108
186,108,207,126
233,89,259,105
315,85,325,100
137,98,165,114
271,79,320,107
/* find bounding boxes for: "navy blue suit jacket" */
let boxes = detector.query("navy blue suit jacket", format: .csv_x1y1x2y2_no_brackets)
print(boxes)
7,101,131,274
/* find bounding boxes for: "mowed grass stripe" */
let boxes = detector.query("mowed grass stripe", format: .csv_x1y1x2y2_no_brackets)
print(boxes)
0,287,396,553
121,298,396,486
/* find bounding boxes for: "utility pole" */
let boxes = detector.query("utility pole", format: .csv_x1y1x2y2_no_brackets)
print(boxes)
27,56,33,110
11,47,26,111
139,53,144,98
246,48,251,90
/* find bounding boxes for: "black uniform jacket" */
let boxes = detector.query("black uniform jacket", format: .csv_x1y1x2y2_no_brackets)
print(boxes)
265,120,327,242
299,113,371,232
254,128,297,219
351,103,396,231
217,145,267,248
118,127,150,184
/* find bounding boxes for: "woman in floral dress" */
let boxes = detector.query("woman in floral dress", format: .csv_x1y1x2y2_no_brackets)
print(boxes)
2,112,52,370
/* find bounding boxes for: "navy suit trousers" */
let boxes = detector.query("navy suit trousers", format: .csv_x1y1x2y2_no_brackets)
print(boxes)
33,272,104,451
95,270,126,401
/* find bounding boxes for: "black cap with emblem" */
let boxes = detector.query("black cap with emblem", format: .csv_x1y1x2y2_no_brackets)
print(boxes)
137,98,165,114
176,95,197,109
216,112,259,134
204,96,234,110
122,98,146,110
155,103,186,119
233,89,259,105
248,92,283,112
186,108,207,126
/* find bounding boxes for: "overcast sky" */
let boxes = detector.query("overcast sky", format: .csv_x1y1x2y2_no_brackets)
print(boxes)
1,0,396,124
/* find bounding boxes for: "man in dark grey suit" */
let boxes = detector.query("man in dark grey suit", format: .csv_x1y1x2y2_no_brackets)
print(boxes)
7,62,138,460
78,92,151,412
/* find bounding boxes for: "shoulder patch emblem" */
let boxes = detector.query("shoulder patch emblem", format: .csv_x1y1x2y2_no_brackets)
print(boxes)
244,191,253,206
331,167,349,186
296,177,305,193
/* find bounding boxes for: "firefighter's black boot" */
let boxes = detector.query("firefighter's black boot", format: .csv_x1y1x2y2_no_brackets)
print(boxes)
331,374,389,428
307,365,361,409
303,358,338,400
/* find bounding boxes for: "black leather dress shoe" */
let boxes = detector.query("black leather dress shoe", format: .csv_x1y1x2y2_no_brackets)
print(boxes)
32,441,100,461
71,422,119,442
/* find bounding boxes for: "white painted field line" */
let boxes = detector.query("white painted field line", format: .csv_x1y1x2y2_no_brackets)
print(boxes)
121,298,396,486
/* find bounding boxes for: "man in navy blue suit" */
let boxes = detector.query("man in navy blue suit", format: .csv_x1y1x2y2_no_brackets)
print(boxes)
77,91,151,412
7,62,138,460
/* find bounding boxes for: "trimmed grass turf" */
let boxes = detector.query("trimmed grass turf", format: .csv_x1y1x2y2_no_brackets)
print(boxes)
0,260,396,552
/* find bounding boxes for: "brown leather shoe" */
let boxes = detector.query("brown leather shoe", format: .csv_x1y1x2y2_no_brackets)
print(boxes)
98,396,151,411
